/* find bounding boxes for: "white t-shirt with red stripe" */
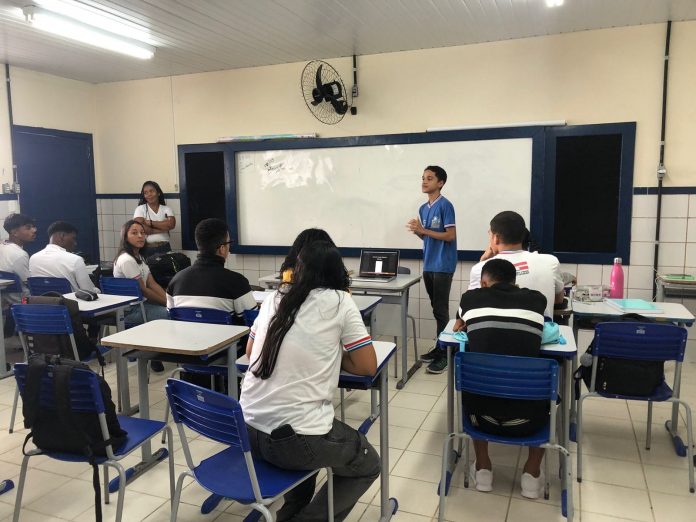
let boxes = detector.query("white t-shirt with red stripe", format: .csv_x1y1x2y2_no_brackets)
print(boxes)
240,288,371,435
468,250,563,318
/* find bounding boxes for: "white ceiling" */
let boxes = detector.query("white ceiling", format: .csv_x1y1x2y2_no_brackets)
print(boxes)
0,0,695,84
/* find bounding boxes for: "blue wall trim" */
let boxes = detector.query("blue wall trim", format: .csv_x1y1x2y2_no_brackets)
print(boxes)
96,193,180,199
0,194,18,201
633,186,696,195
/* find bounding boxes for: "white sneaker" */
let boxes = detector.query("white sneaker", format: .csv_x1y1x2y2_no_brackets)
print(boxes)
469,462,493,492
520,471,545,499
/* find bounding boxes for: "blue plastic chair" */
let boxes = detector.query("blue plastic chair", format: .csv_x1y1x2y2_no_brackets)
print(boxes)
12,362,174,522
0,270,23,294
26,276,72,296
100,276,147,325
438,351,573,521
166,378,333,522
576,322,694,492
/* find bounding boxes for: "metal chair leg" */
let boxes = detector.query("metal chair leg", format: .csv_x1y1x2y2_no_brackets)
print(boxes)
8,386,19,434
12,454,30,522
646,401,653,450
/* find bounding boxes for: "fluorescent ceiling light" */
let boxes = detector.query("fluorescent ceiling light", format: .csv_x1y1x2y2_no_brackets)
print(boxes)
546,0,564,6
22,4,155,59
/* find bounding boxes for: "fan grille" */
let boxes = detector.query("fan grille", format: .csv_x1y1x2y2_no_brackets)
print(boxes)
301,60,348,125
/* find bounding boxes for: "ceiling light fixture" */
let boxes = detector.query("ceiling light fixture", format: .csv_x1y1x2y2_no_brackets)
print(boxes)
546,0,564,6
22,4,155,59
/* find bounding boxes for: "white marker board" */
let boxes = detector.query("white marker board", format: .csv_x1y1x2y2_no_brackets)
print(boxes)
235,137,533,252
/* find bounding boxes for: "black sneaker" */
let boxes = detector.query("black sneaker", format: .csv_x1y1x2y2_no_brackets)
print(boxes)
426,357,448,374
150,360,165,373
420,346,443,363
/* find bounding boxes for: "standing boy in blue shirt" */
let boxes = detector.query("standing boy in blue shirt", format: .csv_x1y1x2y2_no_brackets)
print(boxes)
407,165,457,374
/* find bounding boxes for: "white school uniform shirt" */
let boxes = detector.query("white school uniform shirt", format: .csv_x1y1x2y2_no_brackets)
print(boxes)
0,241,29,304
133,203,173,244
468,250,563,318
240,289,372,436
113,252,152,293
29,244,99,293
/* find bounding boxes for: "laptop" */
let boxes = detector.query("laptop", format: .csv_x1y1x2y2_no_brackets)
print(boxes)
352,250,399,283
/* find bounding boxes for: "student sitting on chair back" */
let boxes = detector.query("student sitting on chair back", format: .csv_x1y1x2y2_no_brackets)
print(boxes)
241,240,380,521
279,228,336,284
0,213,36,301
454,258,548,499
29,221,99,294
166,218,256,325
469,211,563,319
113,220,170,323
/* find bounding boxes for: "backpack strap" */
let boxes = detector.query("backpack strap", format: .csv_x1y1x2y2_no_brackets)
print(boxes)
22,356,48,429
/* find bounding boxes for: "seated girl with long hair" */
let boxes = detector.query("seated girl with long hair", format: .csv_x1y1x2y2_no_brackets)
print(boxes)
279,228,336,284
240,240,379,521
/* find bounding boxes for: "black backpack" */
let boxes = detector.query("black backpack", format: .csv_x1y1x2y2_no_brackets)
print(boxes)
146,252,191,289
574,314,664,398
22,355,127,522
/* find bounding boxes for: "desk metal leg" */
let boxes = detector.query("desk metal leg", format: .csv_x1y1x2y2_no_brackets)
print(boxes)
115,310,138,416
379,365,398,520
108,355,167,493
396,290,420,389
440,346,461,497
666,353,688,456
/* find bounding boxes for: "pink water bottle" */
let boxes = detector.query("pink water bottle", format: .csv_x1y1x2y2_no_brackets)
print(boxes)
609,257,624,298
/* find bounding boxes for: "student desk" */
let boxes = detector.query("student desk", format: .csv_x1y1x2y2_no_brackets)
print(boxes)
101,320,249,488
237,341,399,521
259,273,422,389
0,279,18,379
571,300,695,456
437,318,577,514
64,292,140,414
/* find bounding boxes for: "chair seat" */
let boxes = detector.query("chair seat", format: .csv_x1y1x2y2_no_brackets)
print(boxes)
193,446,315,503
461,416,551,447
181,364,228,376
44,415,167,464
592,380,673,402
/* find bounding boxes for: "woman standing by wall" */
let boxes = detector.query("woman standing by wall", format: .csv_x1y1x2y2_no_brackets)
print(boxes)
133,180,176,258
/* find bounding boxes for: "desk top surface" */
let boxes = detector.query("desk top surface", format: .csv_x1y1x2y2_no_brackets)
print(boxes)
64,292,138,312
438,318,577,357
258,273,421,292
101,319,249,355
236,340,396,386
571,300,695,323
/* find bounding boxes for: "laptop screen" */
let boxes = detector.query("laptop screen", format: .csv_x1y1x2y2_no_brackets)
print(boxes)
359,250,399,277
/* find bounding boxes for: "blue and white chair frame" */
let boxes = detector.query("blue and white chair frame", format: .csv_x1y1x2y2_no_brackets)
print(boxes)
13,363,174,522
439,351,573,521
26,276,72,296
100,276,148,326
166,378,333,522
576,321,694,492
8,304,81,434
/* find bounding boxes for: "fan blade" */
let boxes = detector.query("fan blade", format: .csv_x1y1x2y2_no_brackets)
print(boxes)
315,64,324,92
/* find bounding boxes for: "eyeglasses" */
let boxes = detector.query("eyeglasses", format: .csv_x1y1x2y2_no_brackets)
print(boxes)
218,240,233,248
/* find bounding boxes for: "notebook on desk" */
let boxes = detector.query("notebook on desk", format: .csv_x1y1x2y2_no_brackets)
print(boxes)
351,250,399,283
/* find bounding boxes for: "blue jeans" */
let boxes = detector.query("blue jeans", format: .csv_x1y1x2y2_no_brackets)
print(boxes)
124,302,169,326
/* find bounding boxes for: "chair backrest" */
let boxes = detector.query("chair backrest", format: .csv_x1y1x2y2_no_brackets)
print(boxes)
27,276,72,296
0,270,23,293
166,378,248,448
168,306,234,325
11,304,74,335
455,351,558,402
594,322,687,362
243,309,259,327
100,276,143,299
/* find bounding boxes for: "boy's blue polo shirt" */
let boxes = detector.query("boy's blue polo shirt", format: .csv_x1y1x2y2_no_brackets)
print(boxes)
418,195,457,273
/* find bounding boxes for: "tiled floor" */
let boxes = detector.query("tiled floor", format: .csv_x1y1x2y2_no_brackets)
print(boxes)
1,338,696,521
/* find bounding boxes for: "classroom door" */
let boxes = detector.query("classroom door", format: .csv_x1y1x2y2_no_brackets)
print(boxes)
13,126,99,263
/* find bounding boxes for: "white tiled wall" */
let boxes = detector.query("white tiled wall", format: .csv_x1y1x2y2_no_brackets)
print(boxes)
96,197,182,262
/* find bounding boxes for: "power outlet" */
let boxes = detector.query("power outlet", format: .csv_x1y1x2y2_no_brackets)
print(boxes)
1,183,10,194
12,182,20,194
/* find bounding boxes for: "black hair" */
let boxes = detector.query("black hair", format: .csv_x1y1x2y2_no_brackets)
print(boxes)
115,220,146,264
138,180,166,206
481,258,517,286
47,221,77,237
251,240,349,379
425,165,447,184
490,211,526,245
3,213,35,234
195,218,229,256
279,228,336,276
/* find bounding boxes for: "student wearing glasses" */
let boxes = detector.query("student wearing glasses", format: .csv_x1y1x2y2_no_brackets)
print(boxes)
241,240,380,521
166,218,256,325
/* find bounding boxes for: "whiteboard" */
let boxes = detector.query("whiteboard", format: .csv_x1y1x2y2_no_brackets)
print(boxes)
235,138,533,252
